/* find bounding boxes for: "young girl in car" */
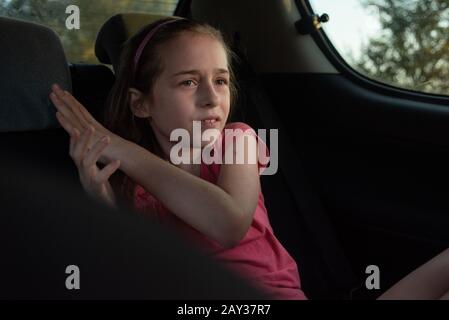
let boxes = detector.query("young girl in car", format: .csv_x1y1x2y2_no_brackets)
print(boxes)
50,17,449,300
50,17,306,300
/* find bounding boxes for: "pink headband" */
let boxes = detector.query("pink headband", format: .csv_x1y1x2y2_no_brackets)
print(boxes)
134,18,182,69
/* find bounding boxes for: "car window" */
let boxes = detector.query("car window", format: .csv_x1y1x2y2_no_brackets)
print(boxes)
309,0,449,96
0,0,179,64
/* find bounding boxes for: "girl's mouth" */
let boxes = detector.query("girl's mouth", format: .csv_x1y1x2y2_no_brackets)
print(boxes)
201,118,219,128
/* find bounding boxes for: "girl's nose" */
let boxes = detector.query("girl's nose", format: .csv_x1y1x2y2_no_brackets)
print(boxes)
198,80,220,108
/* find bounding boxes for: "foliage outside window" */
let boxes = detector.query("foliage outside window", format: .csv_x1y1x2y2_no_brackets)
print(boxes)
309,0,449,96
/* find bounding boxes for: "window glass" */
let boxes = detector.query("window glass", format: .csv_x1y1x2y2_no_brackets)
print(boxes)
309,0,449,95
0,0,179,63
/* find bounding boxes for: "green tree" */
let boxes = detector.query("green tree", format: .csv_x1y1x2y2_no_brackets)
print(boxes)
355,0,449,95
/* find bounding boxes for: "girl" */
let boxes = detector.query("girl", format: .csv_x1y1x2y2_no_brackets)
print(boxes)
50,17,449,300
50,17,307,300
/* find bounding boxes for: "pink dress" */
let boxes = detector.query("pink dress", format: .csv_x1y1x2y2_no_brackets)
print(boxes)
129,122,307,300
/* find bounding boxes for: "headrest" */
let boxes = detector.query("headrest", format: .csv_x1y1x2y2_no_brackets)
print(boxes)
0,17,72,132
95,13,176,71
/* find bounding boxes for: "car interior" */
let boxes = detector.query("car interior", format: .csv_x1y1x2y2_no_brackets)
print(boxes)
1,0,449,300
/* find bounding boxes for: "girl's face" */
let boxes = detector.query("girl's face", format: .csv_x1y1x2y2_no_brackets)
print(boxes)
141,32,231,156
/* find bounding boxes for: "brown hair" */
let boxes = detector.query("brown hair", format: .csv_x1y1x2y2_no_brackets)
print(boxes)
103,18,239,208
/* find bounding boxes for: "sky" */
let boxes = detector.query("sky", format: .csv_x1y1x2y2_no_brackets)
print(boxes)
308,0,382,61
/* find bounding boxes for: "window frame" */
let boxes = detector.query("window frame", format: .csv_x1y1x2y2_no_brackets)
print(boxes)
296,0,449,105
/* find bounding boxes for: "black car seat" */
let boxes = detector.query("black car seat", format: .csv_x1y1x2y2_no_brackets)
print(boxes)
0,16,77,184
95,13,173,72
69,63,115,124
0,15,115,182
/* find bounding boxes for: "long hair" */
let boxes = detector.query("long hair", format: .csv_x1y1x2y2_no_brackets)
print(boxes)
103,18,239,207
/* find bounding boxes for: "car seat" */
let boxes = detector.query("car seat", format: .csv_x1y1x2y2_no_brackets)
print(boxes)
0,16,77,184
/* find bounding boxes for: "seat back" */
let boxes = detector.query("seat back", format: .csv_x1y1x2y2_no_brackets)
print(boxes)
95,13,177,72
69,63,115,124
0,17,77,184
0,17,71,132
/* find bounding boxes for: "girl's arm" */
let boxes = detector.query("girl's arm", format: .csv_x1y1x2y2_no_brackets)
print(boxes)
115,133,260,249
378,247,449,300
50,84,260,248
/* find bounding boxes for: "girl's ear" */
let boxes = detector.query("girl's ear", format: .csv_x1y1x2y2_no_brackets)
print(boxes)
129,88,151,118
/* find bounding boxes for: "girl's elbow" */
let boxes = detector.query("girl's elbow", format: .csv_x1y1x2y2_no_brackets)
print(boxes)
220,211,252,249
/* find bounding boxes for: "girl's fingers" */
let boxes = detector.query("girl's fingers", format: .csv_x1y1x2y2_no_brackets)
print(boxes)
69,127,79,157
72,126,94,164
51,84,87,129
70,92,110,137
51,90,83,130
94,160,121,185
83,135,110,168
57,85,103,129
65,90,99,127
62,90,91,127
55,111,74,135
52,84,112,139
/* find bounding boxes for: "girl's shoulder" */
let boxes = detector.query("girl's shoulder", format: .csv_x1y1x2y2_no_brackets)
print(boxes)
220,122,260,145
206,121,270,175
221,121,269,156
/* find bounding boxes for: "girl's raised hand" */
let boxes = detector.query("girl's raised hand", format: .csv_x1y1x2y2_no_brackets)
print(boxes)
71,125,121,208
49,83,118,163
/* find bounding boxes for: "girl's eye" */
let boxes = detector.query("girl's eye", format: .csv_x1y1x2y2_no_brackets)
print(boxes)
216,78,229,85
180,80,196,87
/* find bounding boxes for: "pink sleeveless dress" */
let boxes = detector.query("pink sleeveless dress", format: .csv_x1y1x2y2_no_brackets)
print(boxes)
127,122,307,300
